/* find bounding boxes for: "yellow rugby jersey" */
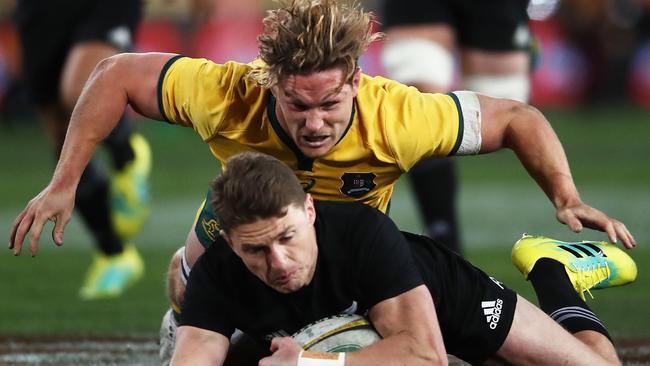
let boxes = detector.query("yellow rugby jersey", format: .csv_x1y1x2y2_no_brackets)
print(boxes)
159,55,464,214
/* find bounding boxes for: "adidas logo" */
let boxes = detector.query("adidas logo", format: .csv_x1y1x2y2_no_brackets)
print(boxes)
482,299,504,330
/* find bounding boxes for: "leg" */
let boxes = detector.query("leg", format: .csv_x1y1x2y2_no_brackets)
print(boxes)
488,295,618,365
460,49,530,102
408,157,460,253
381,23,462,252
511,235,637,364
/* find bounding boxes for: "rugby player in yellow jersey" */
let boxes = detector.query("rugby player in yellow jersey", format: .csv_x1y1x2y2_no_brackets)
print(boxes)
9,0,636,364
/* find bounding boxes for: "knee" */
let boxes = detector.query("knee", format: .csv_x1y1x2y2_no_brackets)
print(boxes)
166,248,186,308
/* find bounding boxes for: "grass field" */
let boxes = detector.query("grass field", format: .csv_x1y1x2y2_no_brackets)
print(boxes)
1,105,649,358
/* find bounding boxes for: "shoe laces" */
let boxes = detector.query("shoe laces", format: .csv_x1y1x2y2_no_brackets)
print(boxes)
573,259,610,299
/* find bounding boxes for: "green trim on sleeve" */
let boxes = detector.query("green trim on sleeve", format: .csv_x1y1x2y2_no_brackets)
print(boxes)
446,92,464,156
157,54,185,123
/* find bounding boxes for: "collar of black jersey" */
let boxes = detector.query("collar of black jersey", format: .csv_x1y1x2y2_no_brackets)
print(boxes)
267,94,356,172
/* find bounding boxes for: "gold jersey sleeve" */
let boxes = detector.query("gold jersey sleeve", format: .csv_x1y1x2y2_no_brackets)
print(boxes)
356,75,462,172
158,56,266,142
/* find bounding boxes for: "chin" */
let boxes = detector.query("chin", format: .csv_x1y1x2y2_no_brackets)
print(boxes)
300,146,331,159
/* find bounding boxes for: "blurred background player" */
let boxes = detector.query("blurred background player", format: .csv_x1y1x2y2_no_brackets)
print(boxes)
381,0,534,254
13,0,152,299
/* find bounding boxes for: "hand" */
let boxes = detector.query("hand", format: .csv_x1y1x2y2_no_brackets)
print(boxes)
556,201,636,249
258,337,302,366
9,185,75,256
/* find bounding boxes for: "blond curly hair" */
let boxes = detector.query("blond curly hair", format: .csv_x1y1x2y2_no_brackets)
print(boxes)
248,0,383,88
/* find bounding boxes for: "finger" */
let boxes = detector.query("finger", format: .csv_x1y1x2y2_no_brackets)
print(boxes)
614,221,636,249
28,215,49,257
600,221,617,245
269,337,282,352
12,212,35,256
563,212,583,233
9,208,29,249
51,215,67,246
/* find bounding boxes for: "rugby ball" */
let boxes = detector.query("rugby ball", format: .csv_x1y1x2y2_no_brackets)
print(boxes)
291,314,381,352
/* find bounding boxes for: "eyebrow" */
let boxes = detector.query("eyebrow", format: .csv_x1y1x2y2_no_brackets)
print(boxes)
285,88,343,104
239,226,294,248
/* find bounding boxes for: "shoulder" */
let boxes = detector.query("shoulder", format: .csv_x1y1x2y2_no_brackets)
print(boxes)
164,57,258,89
315,201,391,242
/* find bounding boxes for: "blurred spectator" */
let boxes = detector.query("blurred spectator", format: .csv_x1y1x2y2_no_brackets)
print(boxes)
531,0,650,106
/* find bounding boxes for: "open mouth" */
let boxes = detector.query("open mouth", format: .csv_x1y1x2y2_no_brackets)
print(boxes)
301,135,329,147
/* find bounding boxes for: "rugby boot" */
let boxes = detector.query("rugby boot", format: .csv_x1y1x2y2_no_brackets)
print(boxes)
79,244,145,300
512,234,637,300
111,133,152,239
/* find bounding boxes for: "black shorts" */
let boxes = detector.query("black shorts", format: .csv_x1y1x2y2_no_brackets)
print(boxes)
14,0,142,106
404,232,517,364
380,0,530,51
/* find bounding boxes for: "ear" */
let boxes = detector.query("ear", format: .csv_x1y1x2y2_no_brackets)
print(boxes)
304,194,316,225
351,68,362,96
220,229,233,249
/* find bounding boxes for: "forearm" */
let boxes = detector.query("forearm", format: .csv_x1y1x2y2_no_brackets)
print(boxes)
50,52,171,191
344,332,445,366
501,103,581,208
172,326,229,366
50,56,131,190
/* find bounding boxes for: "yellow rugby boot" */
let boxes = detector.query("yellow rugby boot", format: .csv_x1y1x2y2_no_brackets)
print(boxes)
111,133,152,239
79,244,145,300
512,234,637,300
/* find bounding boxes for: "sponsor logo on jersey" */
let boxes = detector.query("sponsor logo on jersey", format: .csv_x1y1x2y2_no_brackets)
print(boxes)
201,218,220,242
489,276,505,290
340,172,376,198
300,178,316,192
482,299,504,330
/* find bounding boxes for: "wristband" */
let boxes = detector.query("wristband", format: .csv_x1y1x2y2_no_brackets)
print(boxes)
297,350,345,366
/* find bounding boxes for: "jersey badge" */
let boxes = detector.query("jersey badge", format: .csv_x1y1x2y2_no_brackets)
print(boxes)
340,173,376,198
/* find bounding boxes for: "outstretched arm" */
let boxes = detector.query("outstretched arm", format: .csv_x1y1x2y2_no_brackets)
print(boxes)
260,285,447,366
477,94,636,248
9,52,177,256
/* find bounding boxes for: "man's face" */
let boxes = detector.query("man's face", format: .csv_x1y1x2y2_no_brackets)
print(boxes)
272,67,361,158
222,195,318,294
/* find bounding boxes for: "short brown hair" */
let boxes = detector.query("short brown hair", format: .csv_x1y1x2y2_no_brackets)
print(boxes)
211,152,306,232
248,0,383,88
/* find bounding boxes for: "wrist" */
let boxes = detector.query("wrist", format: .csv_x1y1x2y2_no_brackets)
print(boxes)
297,351,345,366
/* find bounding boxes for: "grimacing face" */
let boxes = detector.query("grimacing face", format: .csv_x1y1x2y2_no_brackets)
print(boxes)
221,195,318,294
272,67,361,158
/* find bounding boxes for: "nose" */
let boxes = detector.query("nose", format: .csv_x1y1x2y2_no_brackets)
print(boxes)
304,110,324,132
267,245,289,273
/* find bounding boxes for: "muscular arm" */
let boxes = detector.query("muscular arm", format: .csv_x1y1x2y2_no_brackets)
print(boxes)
477,94,635,248
349,285,446,366
9,52,176,255
171,325,229,366
261,285,447,366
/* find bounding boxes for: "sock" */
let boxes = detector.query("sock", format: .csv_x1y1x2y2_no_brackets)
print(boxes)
528,258,611,340
408,157,460,254
103,114,135,170
75,159,124,255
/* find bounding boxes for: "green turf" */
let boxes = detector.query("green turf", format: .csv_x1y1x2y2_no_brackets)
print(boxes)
1,105,648,337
